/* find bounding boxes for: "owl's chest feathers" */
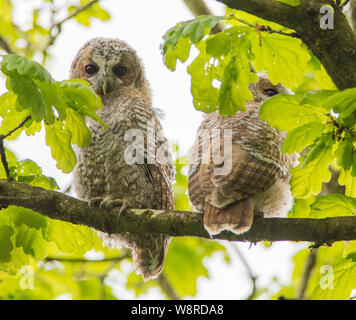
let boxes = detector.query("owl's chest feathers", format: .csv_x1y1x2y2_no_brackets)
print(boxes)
74,96,157,203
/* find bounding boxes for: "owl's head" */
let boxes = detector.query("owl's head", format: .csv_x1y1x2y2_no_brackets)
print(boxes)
249,75,289,102
70,37,149,97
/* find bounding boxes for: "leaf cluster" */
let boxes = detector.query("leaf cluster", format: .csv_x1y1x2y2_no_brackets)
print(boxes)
1,54,105,173
161,11,334,116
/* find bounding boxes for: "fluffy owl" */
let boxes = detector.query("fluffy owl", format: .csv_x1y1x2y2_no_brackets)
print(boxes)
70,38,174,281
188,76,298,236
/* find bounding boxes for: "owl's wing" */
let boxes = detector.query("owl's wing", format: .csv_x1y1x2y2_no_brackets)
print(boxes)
188,103,287,210
129,98,175,210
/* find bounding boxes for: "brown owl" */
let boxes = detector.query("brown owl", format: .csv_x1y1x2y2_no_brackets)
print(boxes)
70,38,174,281
188,76,298,236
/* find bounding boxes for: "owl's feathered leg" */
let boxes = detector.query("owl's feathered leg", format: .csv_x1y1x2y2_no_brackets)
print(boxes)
204,198,254,236
129,234,171,282
90,194,169,282
99,232,171,282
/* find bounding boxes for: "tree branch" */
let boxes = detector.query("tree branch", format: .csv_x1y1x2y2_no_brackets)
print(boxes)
42,0,100,62
215,0,356,90
1,180,356,244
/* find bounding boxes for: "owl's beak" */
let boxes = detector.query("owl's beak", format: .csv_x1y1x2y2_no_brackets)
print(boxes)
102,80,108,96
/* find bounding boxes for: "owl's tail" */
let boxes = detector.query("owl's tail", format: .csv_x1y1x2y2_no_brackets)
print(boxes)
204,198,254,236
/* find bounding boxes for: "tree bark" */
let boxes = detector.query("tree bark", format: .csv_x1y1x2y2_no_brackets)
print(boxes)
1,179,356,244
215,0,356,90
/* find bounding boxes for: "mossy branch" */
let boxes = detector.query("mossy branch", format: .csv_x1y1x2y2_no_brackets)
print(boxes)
1,180,356,244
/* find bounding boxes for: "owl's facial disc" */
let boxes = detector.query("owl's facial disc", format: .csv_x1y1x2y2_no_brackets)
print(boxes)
82,50,140,96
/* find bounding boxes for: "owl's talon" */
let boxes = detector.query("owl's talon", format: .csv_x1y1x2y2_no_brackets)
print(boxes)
117,199,130,223
88,197,104,207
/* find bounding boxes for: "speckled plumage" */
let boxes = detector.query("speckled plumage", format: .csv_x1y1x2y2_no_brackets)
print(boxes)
188,76,298,236
70,38,174,281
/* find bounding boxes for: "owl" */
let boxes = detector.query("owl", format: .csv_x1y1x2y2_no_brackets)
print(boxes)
188,76,298,236
70,38,174,281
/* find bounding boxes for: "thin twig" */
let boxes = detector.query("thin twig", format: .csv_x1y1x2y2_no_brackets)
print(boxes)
341,0,351,9
257,25,299,38
0,137,12,180
42,0,100,61
327,112,356,140
0,115,31,180
45,254,130,264
156,272,180,300
0,36,14,54
57,0,100,26
2,115,31,140
297,249,318,300
227,15,299,38
232,244,257,300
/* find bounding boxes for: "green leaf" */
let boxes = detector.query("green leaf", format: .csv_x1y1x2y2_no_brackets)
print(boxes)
282,122,324,154
219,56,247,115
0,207,47,273
327,88,356,119
173,155,190,211
187,43,220,113
218,37,255,115
289,196,316,218
0,92,30,140
300,89,337,109
206,32,232,58
312,259,356,300
23,118,42,136
162,15,224,70
302,134,333,168
15,224,48,260
334,139,354,172
45,121,77,173
0,225,14,262
58,80,106,128
65,108,92,148
163,37,192,71
310,194,356,218
6,159,59,190
259,94,324,132
45,220,99,255
290,139,333,198
250,33,310,89
14,159,42,176
1,54,53,83
163,15,223,49
339,169,356,197
163,238,228,297
8,75,50,122
7,206,47,231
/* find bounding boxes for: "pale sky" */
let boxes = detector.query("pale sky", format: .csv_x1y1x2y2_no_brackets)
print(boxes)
3,0,307,300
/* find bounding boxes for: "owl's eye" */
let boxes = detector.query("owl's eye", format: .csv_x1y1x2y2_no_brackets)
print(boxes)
264,89,278,97
85,64,98,75
113,65,127,77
